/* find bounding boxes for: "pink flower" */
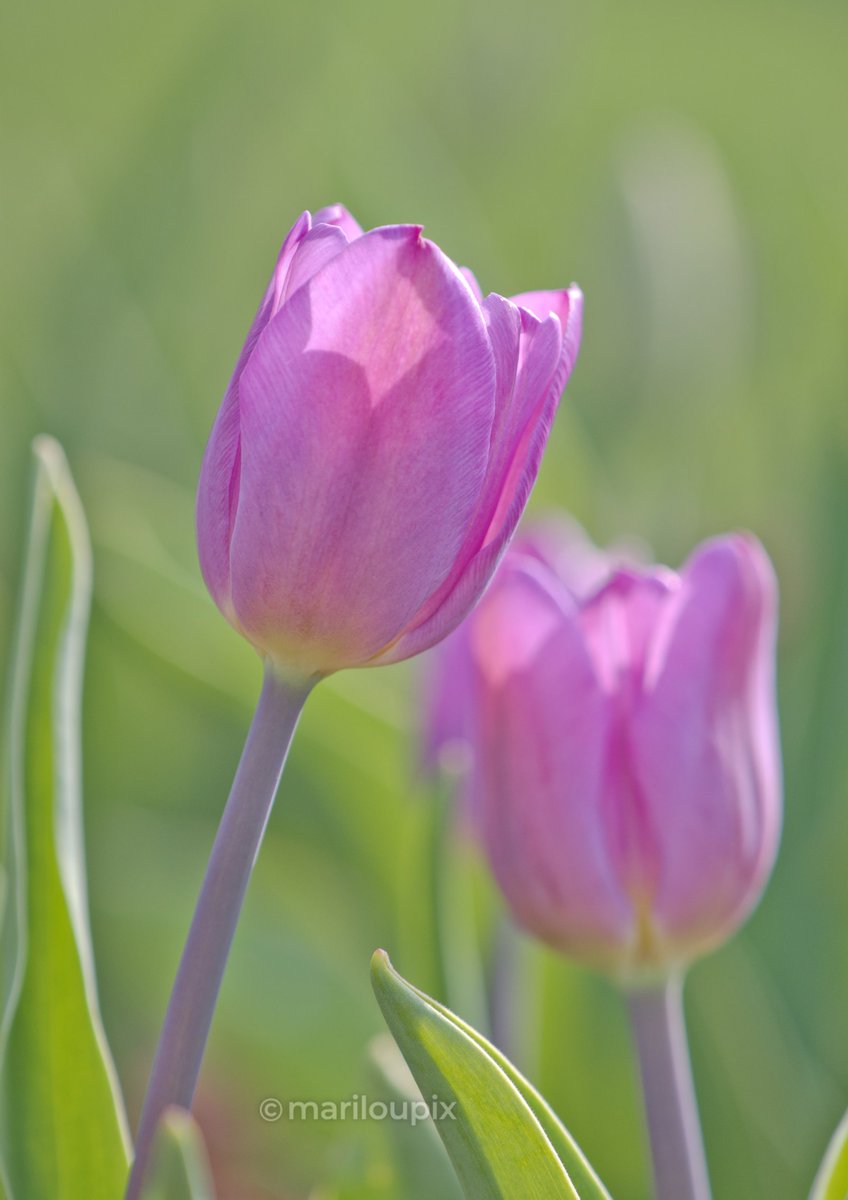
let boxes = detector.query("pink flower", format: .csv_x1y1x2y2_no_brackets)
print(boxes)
453,529,781,978
196,206,583,676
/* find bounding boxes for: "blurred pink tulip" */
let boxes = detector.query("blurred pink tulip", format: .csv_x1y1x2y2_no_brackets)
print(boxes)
449,529,781,978
196,205,583,676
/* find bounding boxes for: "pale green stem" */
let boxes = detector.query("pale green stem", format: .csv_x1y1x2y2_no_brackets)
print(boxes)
626,975,712,1200
124,665,312,1200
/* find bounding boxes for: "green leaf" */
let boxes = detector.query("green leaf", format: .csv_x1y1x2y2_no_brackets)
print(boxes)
0,438,130,1198
371,950,613,1200
140,1108,215,1200
810,1109,848,1200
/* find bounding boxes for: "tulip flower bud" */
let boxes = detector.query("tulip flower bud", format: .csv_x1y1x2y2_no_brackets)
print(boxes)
441,528,781,980
196,206,583,677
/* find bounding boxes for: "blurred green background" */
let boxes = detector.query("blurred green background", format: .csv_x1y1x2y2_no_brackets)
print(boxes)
2,0,848,1196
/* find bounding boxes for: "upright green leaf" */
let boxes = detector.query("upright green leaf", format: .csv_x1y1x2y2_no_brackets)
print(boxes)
140,1109,215,1200
0,437,130,1198
372,950,613,1200
810,1109,848,1200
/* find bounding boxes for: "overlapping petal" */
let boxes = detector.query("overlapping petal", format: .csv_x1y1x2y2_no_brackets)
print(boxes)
197,208,334,610
313,203,365,241
631,535,781,956
470,558,634,963
377,286,583,663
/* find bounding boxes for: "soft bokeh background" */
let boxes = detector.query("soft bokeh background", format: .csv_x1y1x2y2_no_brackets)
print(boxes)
2,0,847,1196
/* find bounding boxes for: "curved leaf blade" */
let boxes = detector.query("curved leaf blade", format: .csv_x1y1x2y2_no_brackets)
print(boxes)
811,1109,848,1200
0,437,130,1198
371,950,590,1200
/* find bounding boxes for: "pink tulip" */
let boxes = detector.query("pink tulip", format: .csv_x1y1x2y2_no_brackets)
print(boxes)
196,205,583,677
453,529,781,978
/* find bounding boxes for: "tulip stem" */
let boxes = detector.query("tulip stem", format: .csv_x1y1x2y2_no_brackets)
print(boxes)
625,975,712,1200
125,665,313,1200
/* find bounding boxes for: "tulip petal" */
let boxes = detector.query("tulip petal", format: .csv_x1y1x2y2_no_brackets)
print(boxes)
479,303,564,540
313,203,365,241
576,570,678,927
196,386,241,613
231,225,496,670
196,211,314,611
266,211,313,318
378,287,583,663
460,267,483,300
282,223,350,301
477,289,583,555
264,209,355,318
632,534,781,954
420,624,476,776
579,569,677,692
470,558,634,962
511,289,573,328
515,515,620,599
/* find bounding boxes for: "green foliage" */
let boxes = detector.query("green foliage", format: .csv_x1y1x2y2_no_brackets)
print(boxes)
0,440,129,1198
372,949,612,1199
810,1110,848,1200
140,1109,215,1200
